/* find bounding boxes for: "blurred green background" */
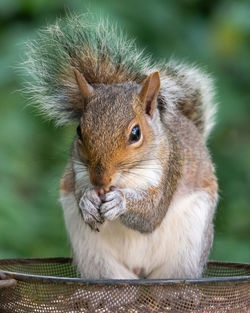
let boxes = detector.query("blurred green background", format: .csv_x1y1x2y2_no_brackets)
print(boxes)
0,0,249,262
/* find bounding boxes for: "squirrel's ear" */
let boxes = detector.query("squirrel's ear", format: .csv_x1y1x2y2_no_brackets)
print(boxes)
139,71,160,117
73,69,93,99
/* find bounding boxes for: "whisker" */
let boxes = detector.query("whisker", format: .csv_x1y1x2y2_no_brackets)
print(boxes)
121,169,160,182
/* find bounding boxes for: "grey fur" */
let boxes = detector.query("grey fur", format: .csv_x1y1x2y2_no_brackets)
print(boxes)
24,13,216,139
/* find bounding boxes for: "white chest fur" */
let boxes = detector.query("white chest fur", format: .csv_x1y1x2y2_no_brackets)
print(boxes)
100,190,213,276
61,187,215,279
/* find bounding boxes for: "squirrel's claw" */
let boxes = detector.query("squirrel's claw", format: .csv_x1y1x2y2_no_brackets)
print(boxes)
100,189,126,221
79,188,104,231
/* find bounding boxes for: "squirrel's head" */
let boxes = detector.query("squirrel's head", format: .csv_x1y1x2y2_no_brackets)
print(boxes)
74,69,161,191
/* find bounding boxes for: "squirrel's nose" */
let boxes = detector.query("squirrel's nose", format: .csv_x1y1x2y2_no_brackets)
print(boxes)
89,170,112,189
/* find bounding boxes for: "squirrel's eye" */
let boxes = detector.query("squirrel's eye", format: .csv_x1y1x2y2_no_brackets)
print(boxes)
129,125,141,144
77,125,83,141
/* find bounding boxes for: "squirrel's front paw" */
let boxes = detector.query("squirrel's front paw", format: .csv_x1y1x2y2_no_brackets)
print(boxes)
100,187,126,221
79,188,103,231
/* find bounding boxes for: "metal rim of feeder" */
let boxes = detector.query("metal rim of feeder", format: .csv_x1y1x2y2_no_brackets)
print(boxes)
0,257,249,284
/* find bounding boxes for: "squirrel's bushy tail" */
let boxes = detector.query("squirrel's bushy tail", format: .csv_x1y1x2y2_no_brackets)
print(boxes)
24,13,216,140
159,61,216,140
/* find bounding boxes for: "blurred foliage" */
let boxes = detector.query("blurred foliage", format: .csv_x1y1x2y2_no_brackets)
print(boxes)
0,0,249,262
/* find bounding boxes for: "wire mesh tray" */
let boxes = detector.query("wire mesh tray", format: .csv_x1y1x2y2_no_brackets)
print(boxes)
0,258,249,313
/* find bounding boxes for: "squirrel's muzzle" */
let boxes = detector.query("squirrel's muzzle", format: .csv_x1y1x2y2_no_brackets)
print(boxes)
89,166,113,190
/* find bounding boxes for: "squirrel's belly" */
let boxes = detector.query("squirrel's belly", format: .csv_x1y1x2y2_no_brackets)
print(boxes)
99,190,215,278
100,219,165,275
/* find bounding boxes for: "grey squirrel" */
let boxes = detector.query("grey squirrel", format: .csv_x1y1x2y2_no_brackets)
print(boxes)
25,14,218,279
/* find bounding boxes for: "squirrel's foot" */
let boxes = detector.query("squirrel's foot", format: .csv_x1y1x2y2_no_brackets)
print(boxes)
79,187,104,231
100,187,126,221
